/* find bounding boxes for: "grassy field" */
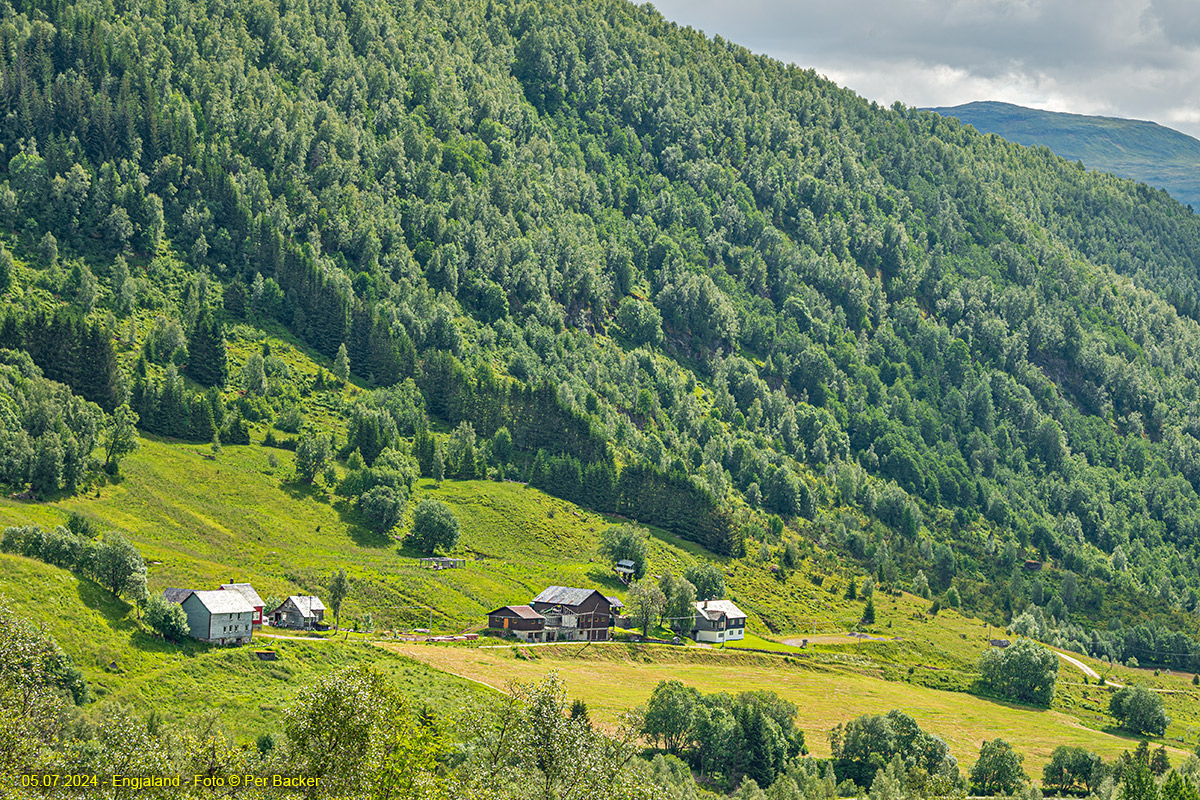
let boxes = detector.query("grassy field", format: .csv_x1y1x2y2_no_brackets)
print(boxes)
0,554,489,740
0,324,1193,764
1047,647,1200,750
0,432,899,641
382,640,1193,776
0,443,643,632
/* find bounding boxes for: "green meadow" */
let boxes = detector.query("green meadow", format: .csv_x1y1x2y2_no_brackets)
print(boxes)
1,427,1195,770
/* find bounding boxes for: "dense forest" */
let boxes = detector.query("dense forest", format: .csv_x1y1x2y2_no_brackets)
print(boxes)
2,0,1200,660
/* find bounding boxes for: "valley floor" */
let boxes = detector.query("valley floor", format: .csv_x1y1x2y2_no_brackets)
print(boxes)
380,640,1193,774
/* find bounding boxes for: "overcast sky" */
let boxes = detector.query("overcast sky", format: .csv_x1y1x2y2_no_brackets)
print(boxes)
649,0,1200,140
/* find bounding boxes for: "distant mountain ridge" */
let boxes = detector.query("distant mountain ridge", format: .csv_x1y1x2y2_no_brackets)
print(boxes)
927,100,1200,210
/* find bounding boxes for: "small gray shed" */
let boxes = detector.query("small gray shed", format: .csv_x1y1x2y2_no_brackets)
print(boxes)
268,595,326,630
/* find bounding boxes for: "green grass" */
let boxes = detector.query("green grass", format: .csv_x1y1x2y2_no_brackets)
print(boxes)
0,554,489,740
0,328,1190,761
1043,647,1200,748
721,632,805,653
386,640,1192,778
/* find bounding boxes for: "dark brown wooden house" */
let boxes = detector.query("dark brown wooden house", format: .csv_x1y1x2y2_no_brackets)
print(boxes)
486,605,546,642
530,586,616,642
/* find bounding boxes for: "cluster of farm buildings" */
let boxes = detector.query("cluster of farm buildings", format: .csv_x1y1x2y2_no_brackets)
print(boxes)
487,585,747,644
161,582,326,645
158,575,747,648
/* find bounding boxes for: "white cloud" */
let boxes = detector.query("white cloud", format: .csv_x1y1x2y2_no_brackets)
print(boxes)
650,0,1200,138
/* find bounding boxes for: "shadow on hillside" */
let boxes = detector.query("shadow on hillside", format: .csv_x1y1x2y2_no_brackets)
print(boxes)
348,523,393,548
394,540,434,560
1096,723,1169,744
584,566,627,592
76,579,136,630
278,478,394,547
280,479,332,504
328,497,393,548
128,628,204,657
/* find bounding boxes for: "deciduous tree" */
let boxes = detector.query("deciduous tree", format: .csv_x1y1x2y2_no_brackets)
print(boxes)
971,738,1027,795
979,638,1058,706
1110,686,1169,736
101,404,139,473
410,499,460,554
328,568,350,631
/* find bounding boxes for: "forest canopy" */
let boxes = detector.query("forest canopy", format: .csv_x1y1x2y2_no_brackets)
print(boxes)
0,0,1200,649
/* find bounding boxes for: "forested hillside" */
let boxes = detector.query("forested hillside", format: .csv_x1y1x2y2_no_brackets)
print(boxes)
928,101,1200,211
3,0,1200,657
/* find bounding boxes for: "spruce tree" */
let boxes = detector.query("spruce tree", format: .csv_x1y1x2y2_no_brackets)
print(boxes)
185,307,228,387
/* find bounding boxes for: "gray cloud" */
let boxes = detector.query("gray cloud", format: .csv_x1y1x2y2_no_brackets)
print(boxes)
650,0,1200,138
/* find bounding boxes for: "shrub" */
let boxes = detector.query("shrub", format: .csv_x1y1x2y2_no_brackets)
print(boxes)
599,523,650,580
683,563,726,601
970,738,1027,795
359,485,406,534
145,594,191,641
1042,745,1106,794
275,406,304,433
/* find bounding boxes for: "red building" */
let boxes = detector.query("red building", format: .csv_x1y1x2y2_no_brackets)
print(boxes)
220,583,265,628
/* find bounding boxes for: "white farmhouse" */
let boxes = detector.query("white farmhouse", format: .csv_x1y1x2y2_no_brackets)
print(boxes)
691,599,747,644
175,589,256,645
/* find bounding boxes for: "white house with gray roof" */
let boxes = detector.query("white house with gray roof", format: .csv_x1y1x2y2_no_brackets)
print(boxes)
691,599,747,644
174,590,256,645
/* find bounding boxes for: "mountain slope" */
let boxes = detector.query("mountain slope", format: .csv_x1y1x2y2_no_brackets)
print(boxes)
2,0,1200,669
927,100,1200,209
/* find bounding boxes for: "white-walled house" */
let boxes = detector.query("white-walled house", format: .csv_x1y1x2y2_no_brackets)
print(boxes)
175,590,256,645
691,599,747,644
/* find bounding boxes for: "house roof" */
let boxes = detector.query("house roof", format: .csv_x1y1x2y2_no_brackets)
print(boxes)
275,595,325,617
531,586,607,607
220,583,265,608
615,560,636,569
189,589,255,615
605,596,625,609
162,587,192,604
487,605,545,620
694,599,746,622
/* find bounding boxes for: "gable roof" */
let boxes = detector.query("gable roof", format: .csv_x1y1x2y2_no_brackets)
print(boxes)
487,605,545,620
188,589,255,615
220,583,265,608
274,595,325,617
605,596,625,609
694,599,746,622
162,587,193,604
531,586,608,607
